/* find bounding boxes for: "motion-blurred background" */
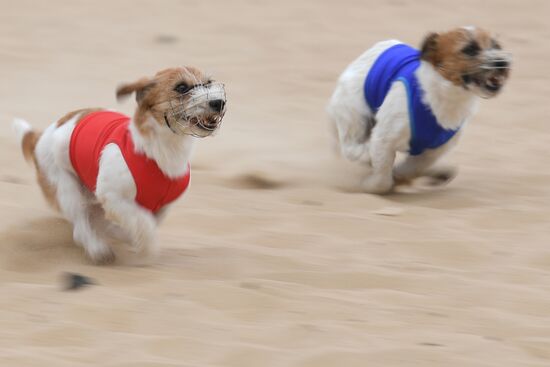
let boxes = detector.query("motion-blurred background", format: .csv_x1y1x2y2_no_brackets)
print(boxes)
0,1,549,366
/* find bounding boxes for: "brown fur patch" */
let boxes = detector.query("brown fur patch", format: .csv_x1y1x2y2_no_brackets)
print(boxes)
20,129,60,211
116,78,154,102
36,168,60,211
420,27,494,86
56,108,102,127
27,107,101,211
21,130,39,163
116,67,209,134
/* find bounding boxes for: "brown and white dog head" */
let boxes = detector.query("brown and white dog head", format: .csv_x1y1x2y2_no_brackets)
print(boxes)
420,27,511,98
116,67,226,137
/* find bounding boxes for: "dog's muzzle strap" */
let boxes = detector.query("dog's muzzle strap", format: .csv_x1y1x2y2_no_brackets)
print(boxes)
164,114,178,134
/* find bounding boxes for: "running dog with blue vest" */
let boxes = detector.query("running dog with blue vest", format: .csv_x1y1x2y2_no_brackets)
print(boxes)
327,27,511,194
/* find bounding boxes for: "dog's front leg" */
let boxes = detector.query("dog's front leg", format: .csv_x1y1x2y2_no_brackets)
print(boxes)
96,144,158,257
361,136,396,194
154,204,171,224
360,91,408,194
393,133,460,185
99,194,157,256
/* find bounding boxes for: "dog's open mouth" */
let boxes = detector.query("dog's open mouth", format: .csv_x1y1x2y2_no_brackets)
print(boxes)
464,69,507,97
189,116,221,131
482,75,502,92
164,113,225,137
462,57,510,98
185,115,224,137
161,82,227,137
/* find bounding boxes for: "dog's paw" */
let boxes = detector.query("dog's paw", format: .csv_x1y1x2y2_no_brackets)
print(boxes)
422,167,458,186
361,174,394,195
392,174,413,186
130,217,156,253
86,246,116,265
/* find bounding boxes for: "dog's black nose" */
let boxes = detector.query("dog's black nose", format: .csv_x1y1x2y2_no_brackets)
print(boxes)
209,99,225,112
492,60,509,69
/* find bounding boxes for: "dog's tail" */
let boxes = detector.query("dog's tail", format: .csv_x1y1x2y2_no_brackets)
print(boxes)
12,118,39,164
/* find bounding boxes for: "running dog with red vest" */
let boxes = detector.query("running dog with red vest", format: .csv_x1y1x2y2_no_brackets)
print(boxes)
13,67,227,264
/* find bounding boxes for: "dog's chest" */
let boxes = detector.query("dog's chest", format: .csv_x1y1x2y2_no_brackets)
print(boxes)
70,111,190,213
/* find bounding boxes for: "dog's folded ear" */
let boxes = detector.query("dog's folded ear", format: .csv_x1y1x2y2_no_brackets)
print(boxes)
116,77,155,103
420,32,440,64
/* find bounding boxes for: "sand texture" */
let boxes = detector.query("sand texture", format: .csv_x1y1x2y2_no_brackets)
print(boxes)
0,0,549,366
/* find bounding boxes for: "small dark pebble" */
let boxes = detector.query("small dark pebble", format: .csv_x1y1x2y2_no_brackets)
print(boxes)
425,311,449,318
483,336,504,342
0,175,26,184
240,282,262,290
419,342,445,347
301,200,323,206
154,34,179,44
63,272,96,291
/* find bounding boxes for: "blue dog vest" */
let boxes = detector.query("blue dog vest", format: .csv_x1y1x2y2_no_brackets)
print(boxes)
364,44,460,156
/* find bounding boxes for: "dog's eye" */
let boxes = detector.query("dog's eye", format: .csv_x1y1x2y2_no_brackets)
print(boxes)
462,41,481,57
174,82,191,94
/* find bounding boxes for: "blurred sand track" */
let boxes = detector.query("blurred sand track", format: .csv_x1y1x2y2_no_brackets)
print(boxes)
1,0,550,366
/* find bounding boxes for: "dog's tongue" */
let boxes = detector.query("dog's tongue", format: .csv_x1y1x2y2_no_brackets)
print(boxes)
487,76,500,87
484,75,502,92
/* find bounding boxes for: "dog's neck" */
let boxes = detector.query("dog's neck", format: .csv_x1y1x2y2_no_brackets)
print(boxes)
416,61,480,130
129,114,194,178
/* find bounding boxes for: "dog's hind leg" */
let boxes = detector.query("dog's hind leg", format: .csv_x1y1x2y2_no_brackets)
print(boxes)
55,170,115,264
327,95,374,163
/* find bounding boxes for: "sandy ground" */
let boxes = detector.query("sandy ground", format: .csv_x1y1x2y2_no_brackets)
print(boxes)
0,0,549,366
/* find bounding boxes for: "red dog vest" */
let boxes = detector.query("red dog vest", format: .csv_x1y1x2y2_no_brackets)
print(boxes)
69,111,190,213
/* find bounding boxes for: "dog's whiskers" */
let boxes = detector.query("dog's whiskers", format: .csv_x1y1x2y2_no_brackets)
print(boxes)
437,64,508,76
479,65,510,70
